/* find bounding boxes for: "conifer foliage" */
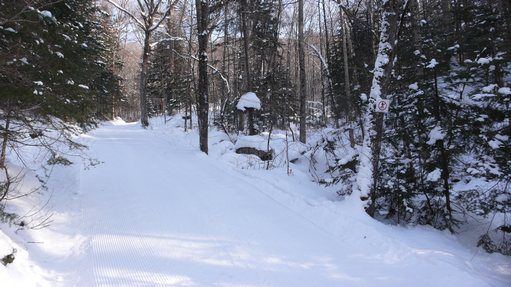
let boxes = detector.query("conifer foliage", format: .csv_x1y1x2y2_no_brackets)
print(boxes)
0,0,122,199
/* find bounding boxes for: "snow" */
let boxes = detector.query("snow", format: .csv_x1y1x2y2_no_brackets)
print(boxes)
236,92,261,111
472,93,496,100
0,117,510,286
477,57,492,65
495,193,510,203
447,44,459,51
495,134,509,142
39,10,52,18
78,84,89,90
426,125,445,145
488,139,502,149
55,52,64,58
33,81,43,86
4,27,17,33
408,82,419,90
498,87,511,95
426,58,438,69
482,84,497,93
426,168,442,182
235,135,269,150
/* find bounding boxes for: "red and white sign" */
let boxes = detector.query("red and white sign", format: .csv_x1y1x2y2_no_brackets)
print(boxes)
375,99,390,113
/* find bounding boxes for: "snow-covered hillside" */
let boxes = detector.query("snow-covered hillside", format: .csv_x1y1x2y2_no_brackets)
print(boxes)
1,117,510,286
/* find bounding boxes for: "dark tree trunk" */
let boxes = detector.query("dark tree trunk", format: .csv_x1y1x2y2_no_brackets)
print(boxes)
196,0,210,154
298,0,306,143
248,109,255,135
240,0,252,91
0,107,11,169
321,0,339,121
432,68,453,223
139,31,151,127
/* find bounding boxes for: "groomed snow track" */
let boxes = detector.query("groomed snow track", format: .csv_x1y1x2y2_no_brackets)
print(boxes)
71,121,510,287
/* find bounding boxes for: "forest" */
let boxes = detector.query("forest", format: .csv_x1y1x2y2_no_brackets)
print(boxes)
0,0,510,283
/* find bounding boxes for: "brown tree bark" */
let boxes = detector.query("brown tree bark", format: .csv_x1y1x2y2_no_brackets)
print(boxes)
298,0,306,143
196,0,210,154
139,31,151,127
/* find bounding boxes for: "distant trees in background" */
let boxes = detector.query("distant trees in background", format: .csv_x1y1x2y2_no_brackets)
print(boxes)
1,0,510,254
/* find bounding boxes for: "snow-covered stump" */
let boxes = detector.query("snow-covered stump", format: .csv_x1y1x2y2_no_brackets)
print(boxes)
235,135,273,161
237,92,261,136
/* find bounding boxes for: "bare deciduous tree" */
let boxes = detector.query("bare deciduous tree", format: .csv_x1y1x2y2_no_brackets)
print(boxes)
106,0,177,127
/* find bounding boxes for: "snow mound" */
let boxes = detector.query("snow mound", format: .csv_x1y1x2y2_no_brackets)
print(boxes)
498,87,511,95
109,117,127,126
236,92,261,111
235,135,269,151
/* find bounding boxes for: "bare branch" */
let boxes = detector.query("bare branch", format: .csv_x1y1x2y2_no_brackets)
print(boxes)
106,0,146,29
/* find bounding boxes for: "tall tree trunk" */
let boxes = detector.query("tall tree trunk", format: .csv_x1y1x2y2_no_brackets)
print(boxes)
367,0,376,57
356,0,399,215
340,8,355,148
220,2,229,118
196,0,209,154
317,0,326,125
298,0,306,143
139,31,151,127
240,0,251,91
0,107,11,169
321,0,339,122
432,68,453,225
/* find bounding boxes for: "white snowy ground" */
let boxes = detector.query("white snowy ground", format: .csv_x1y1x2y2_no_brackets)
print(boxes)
1,117,511,287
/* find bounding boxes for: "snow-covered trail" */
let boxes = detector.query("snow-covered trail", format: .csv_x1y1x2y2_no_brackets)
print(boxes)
72,121,510,287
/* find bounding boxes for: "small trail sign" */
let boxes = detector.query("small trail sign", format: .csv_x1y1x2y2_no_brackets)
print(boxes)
375,99,390,113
